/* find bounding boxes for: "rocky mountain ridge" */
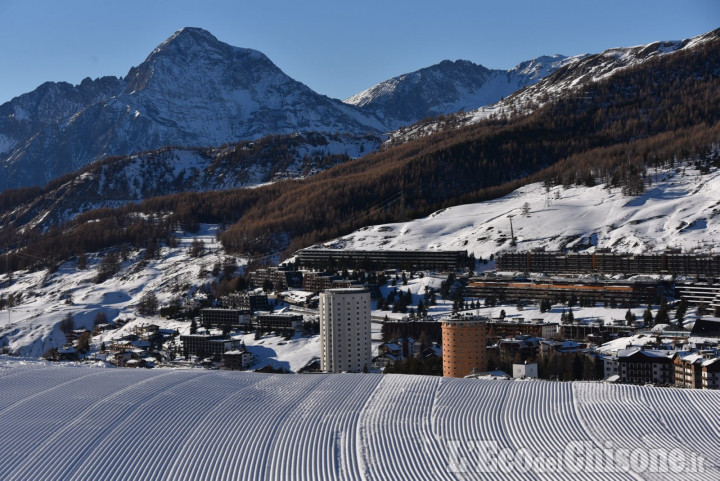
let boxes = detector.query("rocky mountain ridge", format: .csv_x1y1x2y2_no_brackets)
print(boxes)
345,54,581,130
0,28,385,191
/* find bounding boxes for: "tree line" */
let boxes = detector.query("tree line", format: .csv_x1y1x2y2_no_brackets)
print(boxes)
2,33,720,273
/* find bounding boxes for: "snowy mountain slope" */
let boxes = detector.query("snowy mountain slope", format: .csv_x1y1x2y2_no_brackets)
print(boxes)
0,363,716,480
0,228,675,360
345,55,581,130
0,225,235,357
0,27,387,191
1,131,381,232
0,223,324,369
387,28,720,145
326,163,720,260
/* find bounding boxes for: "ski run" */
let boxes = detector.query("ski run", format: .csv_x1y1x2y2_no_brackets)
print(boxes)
0,361,716,480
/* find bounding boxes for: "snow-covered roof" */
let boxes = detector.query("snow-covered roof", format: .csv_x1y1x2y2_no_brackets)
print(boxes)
224,349,251,355
701,357,720,367
678,352,706,364
616,348,674,359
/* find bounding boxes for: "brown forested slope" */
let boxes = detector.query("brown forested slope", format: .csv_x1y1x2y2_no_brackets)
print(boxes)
1,31,719,272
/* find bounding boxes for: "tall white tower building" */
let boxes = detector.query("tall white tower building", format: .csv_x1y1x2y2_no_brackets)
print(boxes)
320,288,372,373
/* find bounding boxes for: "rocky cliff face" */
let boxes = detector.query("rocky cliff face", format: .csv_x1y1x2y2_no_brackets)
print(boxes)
0,28,386,191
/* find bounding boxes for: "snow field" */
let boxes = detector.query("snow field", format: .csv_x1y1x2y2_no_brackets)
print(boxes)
333,164,720,260
572,383,718,481
0,363,718,480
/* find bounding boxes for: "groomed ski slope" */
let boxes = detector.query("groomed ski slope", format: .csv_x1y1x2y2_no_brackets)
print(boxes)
0,363,717,480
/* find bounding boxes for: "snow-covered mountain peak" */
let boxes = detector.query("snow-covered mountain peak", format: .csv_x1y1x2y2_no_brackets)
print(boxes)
388,28,719,146
344,54,578,130
510,54,582,80
125,27,276,95
154,26,222,52
147,27,268,67
0,28,386,191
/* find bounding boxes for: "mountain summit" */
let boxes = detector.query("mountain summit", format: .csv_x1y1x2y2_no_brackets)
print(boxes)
123,27,278,96
344,55,580,130
0,27,385,191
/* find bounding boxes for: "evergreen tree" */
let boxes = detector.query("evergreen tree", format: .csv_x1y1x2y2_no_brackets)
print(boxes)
582,356,595,380
522,202,531,216
137,292,158,316
539,299,548,313
643,306,654,327
625,309,637,326
675,298,688,324
568,293,577,307
93,311,107,326
655,300,670,325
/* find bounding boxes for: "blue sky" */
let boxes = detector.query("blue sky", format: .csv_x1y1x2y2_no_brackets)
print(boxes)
0,0,717,104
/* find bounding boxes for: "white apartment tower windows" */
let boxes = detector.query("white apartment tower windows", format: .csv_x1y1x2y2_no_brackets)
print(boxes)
320,288,371,373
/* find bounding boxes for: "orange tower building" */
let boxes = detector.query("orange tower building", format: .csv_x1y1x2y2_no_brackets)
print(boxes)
441,317,488,378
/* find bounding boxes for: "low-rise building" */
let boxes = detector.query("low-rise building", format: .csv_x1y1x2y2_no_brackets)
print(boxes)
674,352,706,389
249,267,303,291
223,349,255,370
617,349,674,385
300,272,356,292
93,323,114,335
487,318,559,340
513,362,538,379
497,335,540,362
224,293,270,313
180,334,244,358
540,340,587,358
201,308,251,329
296,248,468,271
255,313,304,331
601,354,620,379
701,358,720,389
466,274,661,306
380,337,417,361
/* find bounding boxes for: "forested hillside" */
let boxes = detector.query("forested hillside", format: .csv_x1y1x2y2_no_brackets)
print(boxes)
1,30,719,273
0,131,376,233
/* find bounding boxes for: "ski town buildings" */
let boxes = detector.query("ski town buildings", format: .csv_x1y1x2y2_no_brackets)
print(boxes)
319,288,372,373
296,248,470,271
441,315,488,378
